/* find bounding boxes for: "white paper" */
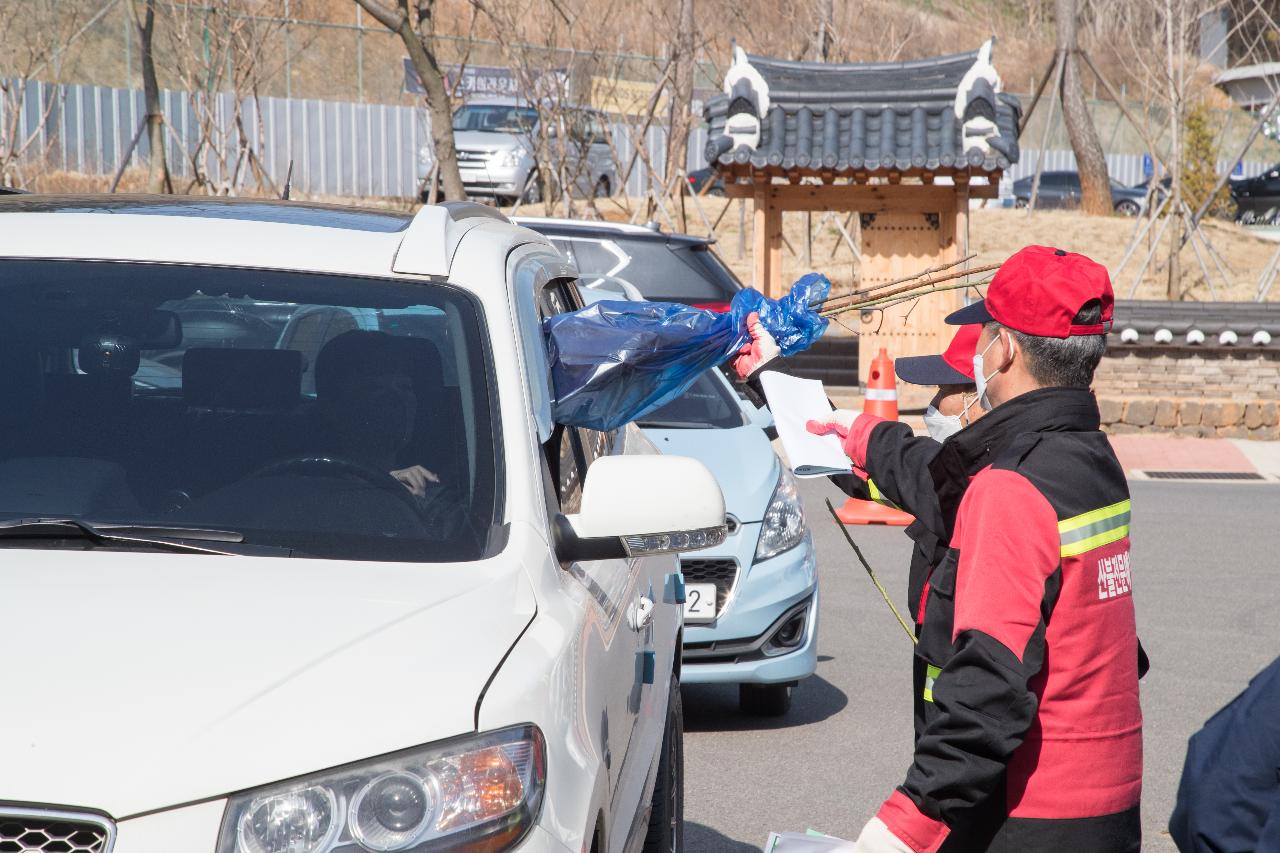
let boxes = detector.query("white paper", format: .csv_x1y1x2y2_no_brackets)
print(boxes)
758,371,852,478
764,831,858,852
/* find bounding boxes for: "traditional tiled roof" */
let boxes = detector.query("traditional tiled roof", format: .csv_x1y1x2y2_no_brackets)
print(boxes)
702,40,1022,178
1112,300,1280,349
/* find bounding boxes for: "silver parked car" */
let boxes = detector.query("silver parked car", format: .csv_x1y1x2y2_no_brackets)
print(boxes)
419,98,618,205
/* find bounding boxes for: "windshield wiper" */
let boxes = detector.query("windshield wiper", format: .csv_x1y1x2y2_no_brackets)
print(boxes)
635,420,717,429
0,518,255,555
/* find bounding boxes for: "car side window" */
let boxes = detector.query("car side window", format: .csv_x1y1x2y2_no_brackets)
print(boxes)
553,426,589,513
537,279,615,512
588,114,610,146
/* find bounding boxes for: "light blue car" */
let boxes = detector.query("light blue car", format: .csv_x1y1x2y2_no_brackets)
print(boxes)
637,368,818,717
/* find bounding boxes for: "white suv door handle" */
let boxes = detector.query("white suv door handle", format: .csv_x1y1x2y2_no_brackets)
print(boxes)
630,596,655,632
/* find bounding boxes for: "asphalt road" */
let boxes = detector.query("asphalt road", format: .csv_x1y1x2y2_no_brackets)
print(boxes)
681,478,1280,852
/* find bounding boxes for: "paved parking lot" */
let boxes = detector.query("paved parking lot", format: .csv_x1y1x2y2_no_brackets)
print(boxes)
682,477,1280,852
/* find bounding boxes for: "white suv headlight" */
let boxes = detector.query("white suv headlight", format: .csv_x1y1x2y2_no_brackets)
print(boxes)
755,468,806,561
217,726,545,853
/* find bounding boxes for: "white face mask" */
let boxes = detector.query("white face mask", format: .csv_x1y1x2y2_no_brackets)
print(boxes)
971,333,1005,412
923,405,963,442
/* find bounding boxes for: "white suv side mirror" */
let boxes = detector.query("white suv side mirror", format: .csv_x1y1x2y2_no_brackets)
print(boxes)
555,455,727,563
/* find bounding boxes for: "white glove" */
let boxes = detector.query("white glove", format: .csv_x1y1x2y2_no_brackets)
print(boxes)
852,818,915,853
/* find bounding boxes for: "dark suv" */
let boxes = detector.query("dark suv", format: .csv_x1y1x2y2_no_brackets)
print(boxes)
1011,171,1147,215
1232,163,1280,225
514,218,744,309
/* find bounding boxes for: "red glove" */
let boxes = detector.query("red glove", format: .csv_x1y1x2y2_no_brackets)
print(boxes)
731,311,781,381
806,409,884,471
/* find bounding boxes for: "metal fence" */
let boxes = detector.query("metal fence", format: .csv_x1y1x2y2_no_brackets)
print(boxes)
2,79,1271,200
4,79,708,199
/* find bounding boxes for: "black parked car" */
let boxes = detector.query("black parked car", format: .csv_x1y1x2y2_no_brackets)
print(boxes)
514,217,743,309
686,167,725,197
1231,163,1280,225
1012,171,1147,215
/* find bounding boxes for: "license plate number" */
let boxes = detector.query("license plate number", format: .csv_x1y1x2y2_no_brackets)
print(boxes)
683,583,717,621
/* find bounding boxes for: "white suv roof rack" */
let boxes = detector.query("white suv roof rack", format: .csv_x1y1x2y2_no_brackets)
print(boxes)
393,202,513,277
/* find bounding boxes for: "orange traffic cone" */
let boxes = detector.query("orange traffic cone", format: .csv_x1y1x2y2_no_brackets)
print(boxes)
836,348,913,526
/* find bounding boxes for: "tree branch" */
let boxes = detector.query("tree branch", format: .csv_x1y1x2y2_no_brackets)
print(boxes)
352,0,405,33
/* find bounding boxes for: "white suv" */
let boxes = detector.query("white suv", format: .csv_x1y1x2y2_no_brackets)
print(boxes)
0,196,726,853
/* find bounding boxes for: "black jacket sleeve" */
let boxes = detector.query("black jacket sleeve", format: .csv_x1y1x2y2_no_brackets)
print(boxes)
828,472,871,500
862,421,947,540
903,629,1044,825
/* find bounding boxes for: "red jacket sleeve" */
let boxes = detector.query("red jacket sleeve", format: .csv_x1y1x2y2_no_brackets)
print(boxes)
951,468,1060,653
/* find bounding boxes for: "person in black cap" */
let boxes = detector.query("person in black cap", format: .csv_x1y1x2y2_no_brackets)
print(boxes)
810,245,1141,853
896,324,984,444
739,319,988,748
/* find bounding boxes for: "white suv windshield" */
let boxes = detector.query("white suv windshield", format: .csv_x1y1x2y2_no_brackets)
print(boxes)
453,105,538,133
0,260,502,562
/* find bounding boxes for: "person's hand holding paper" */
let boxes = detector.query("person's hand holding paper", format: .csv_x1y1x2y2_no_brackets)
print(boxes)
806,408,885,472
758,372,857,478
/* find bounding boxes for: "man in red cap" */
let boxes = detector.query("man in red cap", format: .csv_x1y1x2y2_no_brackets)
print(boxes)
812,246,1141,853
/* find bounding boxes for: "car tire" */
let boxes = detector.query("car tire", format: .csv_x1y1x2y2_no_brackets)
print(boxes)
1015,197,1028,209
1114,199,1140,216
520,172,543,205
594,176,612,198
738,683,793,717
642,674,684,853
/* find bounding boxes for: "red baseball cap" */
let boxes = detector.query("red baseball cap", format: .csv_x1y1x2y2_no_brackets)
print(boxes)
895,324,980,386
945,245,1114,337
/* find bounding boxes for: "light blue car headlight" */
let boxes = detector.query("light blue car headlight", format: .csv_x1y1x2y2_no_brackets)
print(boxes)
217,726,545,853
755,468,806,561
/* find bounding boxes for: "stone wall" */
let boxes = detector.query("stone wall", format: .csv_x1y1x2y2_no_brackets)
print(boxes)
1094,348,1280,439
1094,348,1280,402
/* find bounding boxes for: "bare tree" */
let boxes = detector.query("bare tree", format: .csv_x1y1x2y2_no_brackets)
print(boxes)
470,0,624,216
0,1,81,188
667,0,697,222
813,0,835,61
355,0,465,200
1055,0,1111,215
132,0,173,193
163,0,298,195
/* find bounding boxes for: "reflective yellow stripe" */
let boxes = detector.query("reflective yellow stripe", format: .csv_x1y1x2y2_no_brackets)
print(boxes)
923,664,941,703
1061,525,1130,557
1058,499,1130,534
1058,499,1132,558
867,479,901,510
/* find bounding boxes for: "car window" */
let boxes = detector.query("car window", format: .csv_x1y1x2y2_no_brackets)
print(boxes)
452,105,538,133
535,278,614,509
569,239,628,277
572,238,742,303
0,260,502,562
588,114,610,145
636,369,747,429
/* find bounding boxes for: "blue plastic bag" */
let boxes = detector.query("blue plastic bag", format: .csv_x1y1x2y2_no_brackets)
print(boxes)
546,273,830,431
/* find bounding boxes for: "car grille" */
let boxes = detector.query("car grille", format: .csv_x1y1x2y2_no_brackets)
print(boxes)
0,810,114,853
456,149,493,163
681,557,739,611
